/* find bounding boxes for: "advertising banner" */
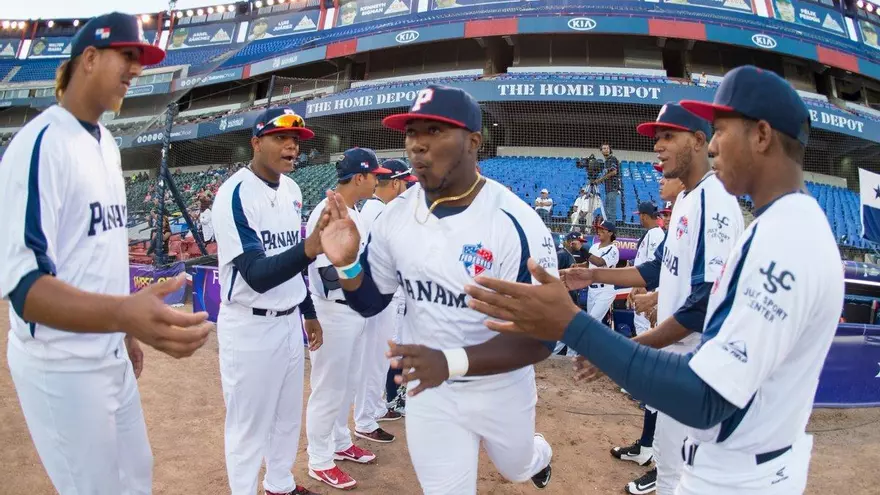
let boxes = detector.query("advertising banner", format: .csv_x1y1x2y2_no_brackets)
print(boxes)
661,0,753,14
859,19,879,51
429,0,519,11
246,45,327,76
770,0,848,38
166,23,236,50
336,0,414,27
173,67,244,91
247,9,321,40
0,39,21,59
192,265,221,322
28,37,72,58
130,262,187,306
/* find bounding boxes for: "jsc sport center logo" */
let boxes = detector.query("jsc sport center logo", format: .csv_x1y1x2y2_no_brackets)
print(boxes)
751,33,777,49
395,30,420,44
567,18,597,31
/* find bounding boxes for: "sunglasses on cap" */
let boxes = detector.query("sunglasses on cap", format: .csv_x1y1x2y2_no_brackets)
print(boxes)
269,113,305,129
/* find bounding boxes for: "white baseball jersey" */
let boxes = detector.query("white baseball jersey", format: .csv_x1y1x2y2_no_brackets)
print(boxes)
363,178,559,382
359,196,386,232
659,172,743,351
307,196,367,302
688,192,843,452
0,105,129,362
200,207,214,242
588,242,620,271
213,167,308,311
634,226,665,267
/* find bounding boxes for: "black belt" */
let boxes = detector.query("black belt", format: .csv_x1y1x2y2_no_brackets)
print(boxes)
590,283,607,289
682,443,791,467
252,306,297,317
334,300,348,306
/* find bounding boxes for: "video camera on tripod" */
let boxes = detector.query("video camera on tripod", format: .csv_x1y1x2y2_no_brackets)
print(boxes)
575,153,603,183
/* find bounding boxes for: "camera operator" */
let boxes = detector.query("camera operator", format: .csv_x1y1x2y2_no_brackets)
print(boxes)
592,142,620,224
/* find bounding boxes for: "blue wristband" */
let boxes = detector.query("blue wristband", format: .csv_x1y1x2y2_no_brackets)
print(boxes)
337,260,362,279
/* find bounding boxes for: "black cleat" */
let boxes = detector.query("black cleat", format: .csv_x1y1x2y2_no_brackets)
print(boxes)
531,464,552,489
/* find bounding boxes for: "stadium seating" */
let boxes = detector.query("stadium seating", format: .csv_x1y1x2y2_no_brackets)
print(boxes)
9,59,62,83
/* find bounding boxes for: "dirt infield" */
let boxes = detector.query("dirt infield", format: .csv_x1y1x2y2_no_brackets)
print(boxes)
1,301,879,494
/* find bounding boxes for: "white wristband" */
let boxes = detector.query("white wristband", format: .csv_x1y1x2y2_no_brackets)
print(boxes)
442,348,470,379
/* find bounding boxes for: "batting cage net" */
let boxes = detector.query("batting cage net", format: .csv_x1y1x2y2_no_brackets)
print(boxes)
121,76,880,266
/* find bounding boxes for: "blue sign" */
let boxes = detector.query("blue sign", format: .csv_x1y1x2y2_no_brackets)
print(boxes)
247,9,321,40
814,323,880,407
247,45,327,76
125,82,171,98
356,24,465,51
859,19,879,51
430,0,519,10
173,67,244,91
519,15,649,35
771,0,847,38
28,37,72,58
704,25,818,60
661,0,753,14
0,39,21,59
337,0,414,26
167,23,236,50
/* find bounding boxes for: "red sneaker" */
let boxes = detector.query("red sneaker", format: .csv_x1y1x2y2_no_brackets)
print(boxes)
334,444,377,464
308,466,356,490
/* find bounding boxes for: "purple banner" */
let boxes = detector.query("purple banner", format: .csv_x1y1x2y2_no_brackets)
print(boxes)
129,262,187,306
192,265,221,323
584,235,639,262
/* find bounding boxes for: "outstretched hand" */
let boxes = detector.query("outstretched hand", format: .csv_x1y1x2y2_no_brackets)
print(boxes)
464,259,581,341
559,267,594,291
319,190,361,267
386,341,449,397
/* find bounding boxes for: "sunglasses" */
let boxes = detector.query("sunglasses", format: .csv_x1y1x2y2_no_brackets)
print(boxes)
268,113,305,129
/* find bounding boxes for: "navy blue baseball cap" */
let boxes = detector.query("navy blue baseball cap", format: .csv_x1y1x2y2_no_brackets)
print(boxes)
71,12,165,65
681,65,810,146
566,232,585,242
596,220,617,235
661,201,673,214
637,102,713,140
337,148,391,181
253,106,314,140
382,85,482,133
378,158,418,182
632,201,658,217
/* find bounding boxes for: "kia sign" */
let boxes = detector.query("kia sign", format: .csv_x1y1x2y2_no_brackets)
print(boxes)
395,30,420,43
567,18,597,31
751,33,777,49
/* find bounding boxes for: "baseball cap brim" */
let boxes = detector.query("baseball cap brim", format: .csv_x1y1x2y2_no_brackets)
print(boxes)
398,174,418,182
382,113,468,132
373,166,393,174
109,42,166,65
259,127,316,140
636,121,693,138
653,163,663,173
679,100,735,123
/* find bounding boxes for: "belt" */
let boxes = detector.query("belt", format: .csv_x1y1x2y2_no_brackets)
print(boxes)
252,305,298,317
590,283,607,289
682,443,792,467
334,299,349,306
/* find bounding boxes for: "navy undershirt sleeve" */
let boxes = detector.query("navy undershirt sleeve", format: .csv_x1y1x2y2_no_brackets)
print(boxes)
637,236,666,291
232,242,313,294
9,270,48,319
299,291,317,320
672,283,713,333
342,271,393,317
562,311,738,429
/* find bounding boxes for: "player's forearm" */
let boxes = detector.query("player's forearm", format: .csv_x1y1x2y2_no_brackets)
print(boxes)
562,312,737,429
633,316,692,349
233,244,314,294
588,255,606,267
19,274,127,334
463,334,553,377
591,266,646,288
341,271,393,317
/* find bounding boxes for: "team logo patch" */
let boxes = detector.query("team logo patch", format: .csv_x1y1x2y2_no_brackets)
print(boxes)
293,200,302,215
95,28,111,40
459,243,494,278
360,161,370,169
676,215,688,240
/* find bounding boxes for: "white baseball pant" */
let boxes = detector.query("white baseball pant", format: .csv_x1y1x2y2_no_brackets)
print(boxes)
655,411,688,495
306,298,368,470
218,304,305,495
675,434,812,494
405,368,552,494
7,337,152,495
354,294,404,433
634,312,651,335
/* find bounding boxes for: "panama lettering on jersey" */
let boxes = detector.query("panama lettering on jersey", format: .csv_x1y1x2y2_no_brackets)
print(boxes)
362,179,559,380
0,105,130,362
657,173,744,352
213,168,308,311
688,193,843,452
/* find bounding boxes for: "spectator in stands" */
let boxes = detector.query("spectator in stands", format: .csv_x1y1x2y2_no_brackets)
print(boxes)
570,187,602,231
147,217,172,261
698,72,708,87
534,188,553,222
594,142,621,224
199,196,215,243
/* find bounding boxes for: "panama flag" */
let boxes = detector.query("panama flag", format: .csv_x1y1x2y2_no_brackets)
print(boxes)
859,168,880,243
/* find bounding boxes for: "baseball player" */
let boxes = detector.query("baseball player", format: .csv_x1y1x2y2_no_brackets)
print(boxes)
466,64,841,495
564,101,745,494
353,159,418,443
0,12,212,494
317,85,554,494
585,220,620,323
630,202,665,336
212,107,323,495
305,147,391,490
